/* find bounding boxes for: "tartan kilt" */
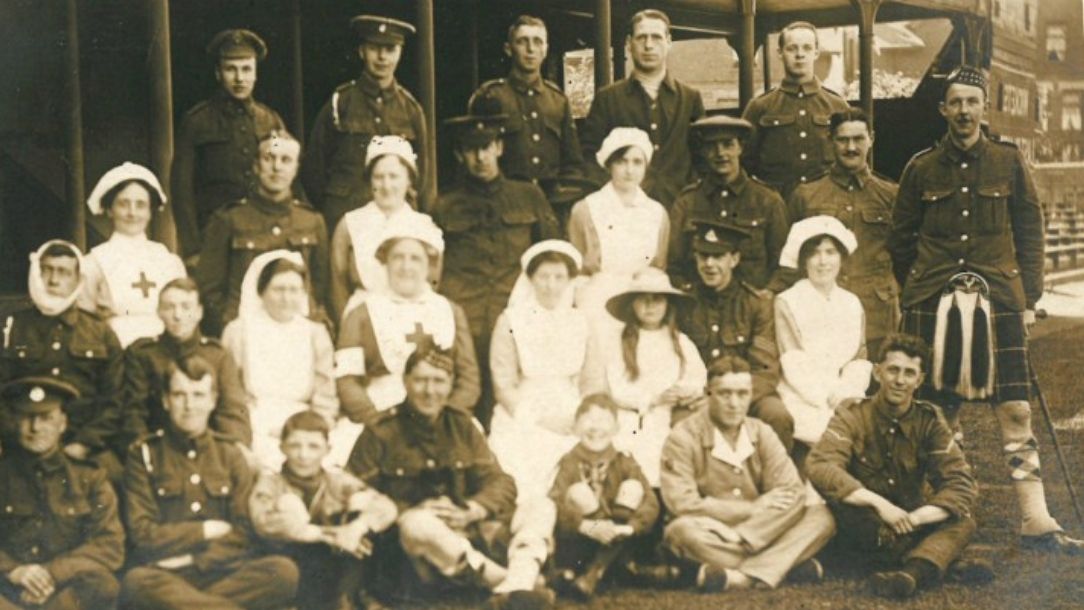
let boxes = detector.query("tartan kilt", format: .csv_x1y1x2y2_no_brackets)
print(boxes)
901,294,1031,404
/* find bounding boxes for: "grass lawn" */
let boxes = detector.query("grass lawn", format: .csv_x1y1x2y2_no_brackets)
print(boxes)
390,318,1084,610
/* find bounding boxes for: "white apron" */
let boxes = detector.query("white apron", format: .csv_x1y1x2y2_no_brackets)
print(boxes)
242,312,317,471
575,185,664,326
489,305,588,500
777,280,872,444
89,235,184,347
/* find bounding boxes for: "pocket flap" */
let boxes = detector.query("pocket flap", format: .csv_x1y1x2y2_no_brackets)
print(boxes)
920,189,954,203
287,232,320,248
860,208,890,224
759,114,795,127
977,183,1010,198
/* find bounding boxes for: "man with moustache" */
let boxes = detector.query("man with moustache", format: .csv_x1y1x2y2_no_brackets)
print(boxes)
0,377,125,610
807,334,991,599
677,222,793,451
580,9,705,207
889,66,1084,554
123,277,249,449
120,357,299,609
668,116,789,291
469,15,583,197
303,15,429,229
742,22,850,198
196,130,330,334
786,108,899,357
173,29,286,259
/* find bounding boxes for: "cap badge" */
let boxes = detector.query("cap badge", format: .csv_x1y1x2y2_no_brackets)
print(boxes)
476,122,485,131
29,387,45,402
705,229,719,243
378,23,387,33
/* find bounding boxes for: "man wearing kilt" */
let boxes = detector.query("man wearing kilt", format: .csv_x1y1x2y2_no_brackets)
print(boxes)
888,65,1083,553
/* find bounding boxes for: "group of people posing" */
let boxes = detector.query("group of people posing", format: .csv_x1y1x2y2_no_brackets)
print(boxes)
1,7,1081,610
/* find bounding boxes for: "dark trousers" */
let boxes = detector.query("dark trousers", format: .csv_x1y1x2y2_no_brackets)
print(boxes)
286,543,368,610
0,566,119,610
119,555,298,610
828,503,976,574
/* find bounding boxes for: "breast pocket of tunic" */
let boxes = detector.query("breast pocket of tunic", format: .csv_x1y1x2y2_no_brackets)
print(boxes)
198,136,242,183
975,183,1011,235
859,207,891,239
68,339,109,379
757,114,796,157
202,476,234,516
919,188,956,238
49,493,93,542
732,216,767,267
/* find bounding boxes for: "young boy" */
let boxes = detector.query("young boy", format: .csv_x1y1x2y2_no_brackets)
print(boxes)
548,393,660,600
249,411,397,610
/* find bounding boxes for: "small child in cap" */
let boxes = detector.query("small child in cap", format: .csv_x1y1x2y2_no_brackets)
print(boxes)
547,393,660,600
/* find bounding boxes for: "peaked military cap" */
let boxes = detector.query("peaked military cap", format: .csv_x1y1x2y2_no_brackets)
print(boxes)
206,29,268,62
352,15,416,45
2,376,81,416
692,221,752,255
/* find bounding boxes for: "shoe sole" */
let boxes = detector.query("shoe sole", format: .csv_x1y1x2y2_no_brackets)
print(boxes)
870,572,917,599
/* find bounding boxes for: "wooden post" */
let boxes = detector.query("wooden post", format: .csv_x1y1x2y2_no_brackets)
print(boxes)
739,0,757,109
761,28,773,93
147,0,177,251
594,0,613,89
853,0,882,123
64,0,86,250
468,0,479,90
290,0,305,141
417,0,438,208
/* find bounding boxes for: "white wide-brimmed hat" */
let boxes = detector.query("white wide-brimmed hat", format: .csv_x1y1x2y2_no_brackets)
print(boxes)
779,215,858,269
595,127,654,168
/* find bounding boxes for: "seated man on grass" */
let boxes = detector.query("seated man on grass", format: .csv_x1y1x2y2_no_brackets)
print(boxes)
806,333,994,599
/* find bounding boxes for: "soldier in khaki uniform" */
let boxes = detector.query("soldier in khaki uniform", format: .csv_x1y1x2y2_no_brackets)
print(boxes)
807,334,991,599
123,277,250,449
433,106,559,429
786,108,899,356
469,15,583,202
172,29,286,258
741,22,850,197
889,66,1083,554
1,241,124,474
303,15,429,230
668,116,789,291
0,377,124,610
678,222,793,451
348,346,555,610
120,356,298,609
196,131,329,335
